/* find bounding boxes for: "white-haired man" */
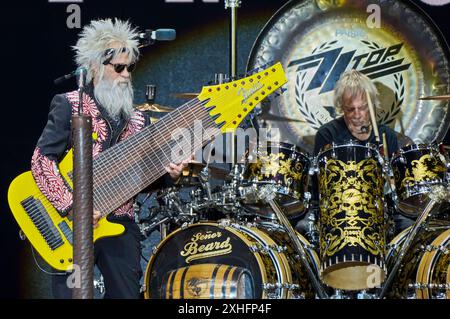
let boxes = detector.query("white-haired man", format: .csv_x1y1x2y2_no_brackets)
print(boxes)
313,69,398,155
31,19,186,298
305,70,414,238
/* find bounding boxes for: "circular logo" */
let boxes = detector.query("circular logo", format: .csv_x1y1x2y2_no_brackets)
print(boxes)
248,0,450,153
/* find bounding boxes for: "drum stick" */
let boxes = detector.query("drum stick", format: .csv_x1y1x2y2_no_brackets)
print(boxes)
382,132,389,161
366,90,380,143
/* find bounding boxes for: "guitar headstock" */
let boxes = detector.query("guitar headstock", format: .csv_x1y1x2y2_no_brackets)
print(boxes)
198,62,287,133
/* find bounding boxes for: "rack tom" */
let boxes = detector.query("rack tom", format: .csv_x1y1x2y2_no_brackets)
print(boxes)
391,144,448,217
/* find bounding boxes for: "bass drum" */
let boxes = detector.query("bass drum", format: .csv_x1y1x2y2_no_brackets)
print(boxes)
386,219,450,299
144,221,319,299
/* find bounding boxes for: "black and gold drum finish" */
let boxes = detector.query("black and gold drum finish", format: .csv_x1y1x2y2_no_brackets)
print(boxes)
143,221,319,299
386,220,450,299
242,141,310,219
317,142,386,290
391,144,448,217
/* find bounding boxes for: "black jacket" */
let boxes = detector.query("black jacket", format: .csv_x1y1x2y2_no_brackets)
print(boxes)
31,85,172,220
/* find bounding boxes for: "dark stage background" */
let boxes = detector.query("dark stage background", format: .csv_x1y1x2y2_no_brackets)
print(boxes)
0,0,449,298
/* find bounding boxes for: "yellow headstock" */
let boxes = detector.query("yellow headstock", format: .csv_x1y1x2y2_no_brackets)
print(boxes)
197,62,287,133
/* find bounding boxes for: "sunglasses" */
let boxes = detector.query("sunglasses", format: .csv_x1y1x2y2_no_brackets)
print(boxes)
107,62,136,74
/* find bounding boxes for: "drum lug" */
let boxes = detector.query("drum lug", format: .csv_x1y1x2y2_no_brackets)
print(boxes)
271,245,287,253
218,219,231,228
140,284,147,293
263,282,283,291
399,155,406,164
181,222,189,230
419,244,438,252
250,244,267,254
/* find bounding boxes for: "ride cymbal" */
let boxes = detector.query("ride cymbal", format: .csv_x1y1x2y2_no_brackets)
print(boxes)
419,95,450,101
136,103,175,112
172,93,200,99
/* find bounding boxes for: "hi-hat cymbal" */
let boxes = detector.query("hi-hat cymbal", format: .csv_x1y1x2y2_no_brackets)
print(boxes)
182,162,229,180
172,93,200,99
419,94,450,101
136,103,175,112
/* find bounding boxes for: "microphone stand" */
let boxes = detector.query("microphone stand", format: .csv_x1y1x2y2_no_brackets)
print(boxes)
72,69,94,299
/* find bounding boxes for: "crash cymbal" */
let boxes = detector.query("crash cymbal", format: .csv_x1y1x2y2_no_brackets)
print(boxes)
136,103,175,112
172,93,200,99
419,94,450,101
182,162,229,180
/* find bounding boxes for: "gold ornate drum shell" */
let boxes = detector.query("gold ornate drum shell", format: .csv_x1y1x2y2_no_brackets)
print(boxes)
391,144,448,217
317,143,387,290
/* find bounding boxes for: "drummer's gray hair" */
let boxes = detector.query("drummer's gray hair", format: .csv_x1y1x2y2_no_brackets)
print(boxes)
334,70,380,114
72,18,140,84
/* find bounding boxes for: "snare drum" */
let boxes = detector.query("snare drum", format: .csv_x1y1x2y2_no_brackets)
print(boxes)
391,144,448,217
316,142,387,290
144,220,319,299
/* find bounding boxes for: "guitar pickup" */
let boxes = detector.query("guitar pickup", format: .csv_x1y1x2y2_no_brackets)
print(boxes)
21,197,64,251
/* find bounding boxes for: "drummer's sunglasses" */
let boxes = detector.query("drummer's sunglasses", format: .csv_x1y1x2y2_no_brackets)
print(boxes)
106,62,136,74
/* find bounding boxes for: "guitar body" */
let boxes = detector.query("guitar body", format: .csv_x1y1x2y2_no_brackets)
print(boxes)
7,152,125,271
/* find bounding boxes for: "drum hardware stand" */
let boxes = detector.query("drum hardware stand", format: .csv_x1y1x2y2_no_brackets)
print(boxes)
379,186,448,298
160,221,169,240
139,217,171,238
225,0,241,79
259,185,329,299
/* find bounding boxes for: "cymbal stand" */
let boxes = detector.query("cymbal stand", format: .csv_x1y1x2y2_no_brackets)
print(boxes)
225,0,241,79
259,185,328,299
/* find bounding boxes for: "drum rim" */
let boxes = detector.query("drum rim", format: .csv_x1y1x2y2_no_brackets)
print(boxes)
253,141,309,156
391,143,441,160
318,141,381,156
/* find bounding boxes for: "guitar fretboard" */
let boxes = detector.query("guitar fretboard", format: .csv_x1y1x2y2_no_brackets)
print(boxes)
91,98,220,215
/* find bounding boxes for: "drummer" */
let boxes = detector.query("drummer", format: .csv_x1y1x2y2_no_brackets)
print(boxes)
313,69,398,154
303,70,414,236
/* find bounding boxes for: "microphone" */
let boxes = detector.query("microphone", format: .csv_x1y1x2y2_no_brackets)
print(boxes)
138,29,176,47
54,67,87,85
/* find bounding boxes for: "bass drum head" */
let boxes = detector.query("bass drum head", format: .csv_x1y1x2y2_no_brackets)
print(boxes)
144,221,318,299
247,0,450,153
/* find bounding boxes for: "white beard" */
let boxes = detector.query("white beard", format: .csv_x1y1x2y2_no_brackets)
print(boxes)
94,77,134,119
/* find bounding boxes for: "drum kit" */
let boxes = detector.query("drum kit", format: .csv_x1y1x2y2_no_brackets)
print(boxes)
135,134,450,299
132,0,450,300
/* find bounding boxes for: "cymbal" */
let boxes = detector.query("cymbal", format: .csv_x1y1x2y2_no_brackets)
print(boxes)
419,94,450,101
260,113,305,123
172,93,200,99
136,103,175,112
182,162,229,180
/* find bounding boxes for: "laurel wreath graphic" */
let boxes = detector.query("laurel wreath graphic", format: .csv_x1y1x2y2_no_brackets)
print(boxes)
295,40,405,129
296,71,323,129
379,73,404,125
